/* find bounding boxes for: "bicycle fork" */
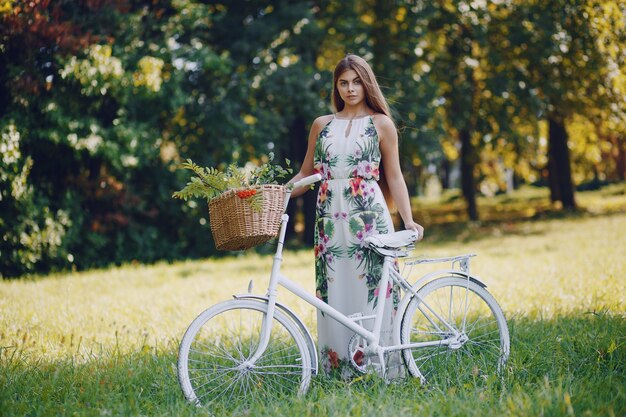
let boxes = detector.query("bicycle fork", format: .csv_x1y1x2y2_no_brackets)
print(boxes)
242,213,290,367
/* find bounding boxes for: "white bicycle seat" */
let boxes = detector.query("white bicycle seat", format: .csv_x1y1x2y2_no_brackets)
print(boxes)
364,230,419,250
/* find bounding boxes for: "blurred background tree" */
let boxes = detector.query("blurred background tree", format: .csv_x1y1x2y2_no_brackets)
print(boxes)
1,0,624,277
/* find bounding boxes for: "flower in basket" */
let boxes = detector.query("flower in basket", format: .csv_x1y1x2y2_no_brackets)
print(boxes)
171,153,293,211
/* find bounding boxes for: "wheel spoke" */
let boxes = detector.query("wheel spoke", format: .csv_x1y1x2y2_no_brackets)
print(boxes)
178,301,311,409
402,277,509,387
188,366,237,376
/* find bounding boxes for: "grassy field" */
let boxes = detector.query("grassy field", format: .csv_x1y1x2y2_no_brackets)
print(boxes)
1,186,625,416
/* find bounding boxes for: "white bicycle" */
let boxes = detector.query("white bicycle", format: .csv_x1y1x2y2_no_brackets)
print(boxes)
177,174,510,408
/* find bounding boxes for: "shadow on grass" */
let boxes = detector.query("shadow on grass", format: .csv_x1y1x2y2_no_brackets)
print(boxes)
408,205,626,248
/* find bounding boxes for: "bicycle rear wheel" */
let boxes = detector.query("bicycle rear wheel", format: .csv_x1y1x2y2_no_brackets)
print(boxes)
400,276,510,387
177,299,313,409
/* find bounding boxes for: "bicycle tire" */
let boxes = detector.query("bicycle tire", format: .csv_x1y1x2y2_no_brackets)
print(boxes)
177,299,313,409
400,276,510,387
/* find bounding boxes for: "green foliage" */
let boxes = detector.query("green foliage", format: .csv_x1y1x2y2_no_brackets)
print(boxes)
172,160,232,202
172,154,292,212
0,1,226,276
0,122,74,278
0,0,624,277
251,156,293,187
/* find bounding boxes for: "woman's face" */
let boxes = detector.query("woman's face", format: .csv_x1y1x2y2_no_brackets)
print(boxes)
336,69,365,108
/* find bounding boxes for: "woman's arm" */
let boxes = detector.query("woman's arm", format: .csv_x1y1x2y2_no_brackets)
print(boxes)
288,115,333,198
375,115,424,238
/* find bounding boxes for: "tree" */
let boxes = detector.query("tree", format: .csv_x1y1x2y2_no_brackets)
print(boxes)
0,0,129,276
408,1,509,220
506,0,626,209
366,1,442,199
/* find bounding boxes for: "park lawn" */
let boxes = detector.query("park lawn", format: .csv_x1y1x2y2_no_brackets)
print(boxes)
1,189,625,416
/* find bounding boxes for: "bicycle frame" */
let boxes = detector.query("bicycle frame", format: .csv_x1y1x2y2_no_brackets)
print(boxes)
245,175,478,373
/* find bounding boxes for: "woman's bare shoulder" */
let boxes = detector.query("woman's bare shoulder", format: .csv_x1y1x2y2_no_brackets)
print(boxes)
370,113,396,141
308,114,334,138
370,113,394,128
312,114,334,127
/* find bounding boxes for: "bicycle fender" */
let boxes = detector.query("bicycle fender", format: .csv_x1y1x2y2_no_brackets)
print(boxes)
392,270,487,345
410,269,487,292
233,294,319,375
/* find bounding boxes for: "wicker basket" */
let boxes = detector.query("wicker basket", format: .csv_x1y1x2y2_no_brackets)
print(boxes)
208,184,285,251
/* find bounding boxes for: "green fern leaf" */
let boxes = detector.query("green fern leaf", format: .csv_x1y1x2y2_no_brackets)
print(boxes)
248,190,264,212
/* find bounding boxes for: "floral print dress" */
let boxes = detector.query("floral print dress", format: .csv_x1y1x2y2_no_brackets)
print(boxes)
313,115,400,378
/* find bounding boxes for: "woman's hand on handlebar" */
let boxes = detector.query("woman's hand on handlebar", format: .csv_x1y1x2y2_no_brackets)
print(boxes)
288,172,321,198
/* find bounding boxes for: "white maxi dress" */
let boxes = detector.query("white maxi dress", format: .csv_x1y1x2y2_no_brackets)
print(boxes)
312,115,401,378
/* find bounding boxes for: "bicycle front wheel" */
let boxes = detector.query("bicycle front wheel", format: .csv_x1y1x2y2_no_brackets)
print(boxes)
177,299,313,409
400,276,510,387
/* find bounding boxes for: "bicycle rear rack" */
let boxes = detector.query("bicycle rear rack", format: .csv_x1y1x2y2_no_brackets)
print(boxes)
404,253,476,274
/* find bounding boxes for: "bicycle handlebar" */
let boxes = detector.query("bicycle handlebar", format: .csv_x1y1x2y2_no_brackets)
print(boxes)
291,173,322,190
282,173,322,214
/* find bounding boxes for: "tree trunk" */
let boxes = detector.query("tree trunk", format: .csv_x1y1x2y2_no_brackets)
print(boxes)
284,115,317,245
547,136,560,203
439,158,451,190
547,117,576,209
285,115,309,242
610,134,626,181
460,128,479,221
446,24,480,222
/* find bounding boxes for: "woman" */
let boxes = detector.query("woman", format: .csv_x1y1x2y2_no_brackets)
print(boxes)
290,54,424,378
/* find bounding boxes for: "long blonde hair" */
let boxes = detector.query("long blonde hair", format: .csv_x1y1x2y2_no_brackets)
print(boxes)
331,54,395,210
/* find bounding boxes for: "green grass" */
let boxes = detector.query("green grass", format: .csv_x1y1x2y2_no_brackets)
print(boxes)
1,187,626,416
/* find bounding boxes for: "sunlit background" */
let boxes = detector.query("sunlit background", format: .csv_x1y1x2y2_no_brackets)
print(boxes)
1,0,624,279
